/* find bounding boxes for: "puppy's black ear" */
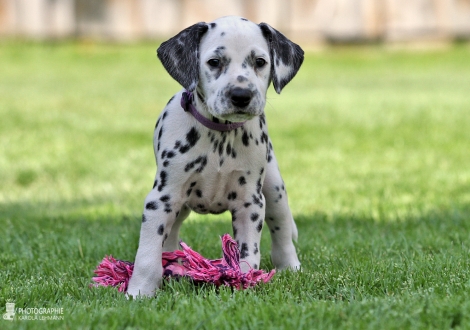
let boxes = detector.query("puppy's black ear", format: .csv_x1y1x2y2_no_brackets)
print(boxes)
258,23,304,94
157,22,209,91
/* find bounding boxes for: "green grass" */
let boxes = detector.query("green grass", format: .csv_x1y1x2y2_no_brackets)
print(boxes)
1,41,470,329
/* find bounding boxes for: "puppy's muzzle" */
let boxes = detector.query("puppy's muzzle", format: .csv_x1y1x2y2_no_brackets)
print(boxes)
230,87,253,109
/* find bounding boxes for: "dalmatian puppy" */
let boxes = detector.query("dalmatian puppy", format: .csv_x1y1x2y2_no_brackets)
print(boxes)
127,16,304,297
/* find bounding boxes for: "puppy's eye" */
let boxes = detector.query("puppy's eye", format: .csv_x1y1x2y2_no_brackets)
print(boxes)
207,59,221,68
255,58,267,68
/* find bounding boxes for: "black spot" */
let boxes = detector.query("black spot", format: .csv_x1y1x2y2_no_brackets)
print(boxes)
242,131,250,146
160,195,170,202
227,192,237,200
184,155,208,173
164,203,172,213
260,168,264,175
260,132,268,144
226,143,232,156
238,176,246,186
162,111,168,120
252,194,264,208
146,201,158,210
179,127,201,153
221,32,225,36
142,214,147,223
157,224,164,235
213,140,219,153
186,188,192,197
256,220,263,232
275,226,280,231
163,160,169,167
174,140,181,149
190,182,197,187
251,213,259,222
158,127,163,141
269,217,274,221
244,202,252,208
196,190,203,198
157,171,167,192
241,18,248,21
231,149,237,158
240,243,249,258
153,180,158,189
254,243,259,255
155,117,161,129
210,22,217,28
237,75,247,82
167,151,175,158
218,140,224,156
253,264,258,269
256,178,262,194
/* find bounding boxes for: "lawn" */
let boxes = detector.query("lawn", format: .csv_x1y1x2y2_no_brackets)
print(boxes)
1,41,469,329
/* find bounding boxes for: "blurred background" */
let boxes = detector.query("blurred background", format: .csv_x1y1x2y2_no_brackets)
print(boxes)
1,0,470,45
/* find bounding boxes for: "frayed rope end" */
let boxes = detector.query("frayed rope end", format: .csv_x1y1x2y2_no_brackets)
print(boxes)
92,234,275,292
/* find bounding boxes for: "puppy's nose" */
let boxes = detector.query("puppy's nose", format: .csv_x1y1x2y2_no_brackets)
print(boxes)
230,88,252,108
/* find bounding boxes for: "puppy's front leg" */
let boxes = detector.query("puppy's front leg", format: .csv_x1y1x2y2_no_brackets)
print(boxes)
127,188,178,298
232,195,266,272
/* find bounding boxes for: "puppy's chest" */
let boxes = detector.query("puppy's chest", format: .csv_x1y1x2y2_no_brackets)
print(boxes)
159,124,269,213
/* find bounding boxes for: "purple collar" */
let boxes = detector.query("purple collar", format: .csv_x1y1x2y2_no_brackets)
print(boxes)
180,91,246,132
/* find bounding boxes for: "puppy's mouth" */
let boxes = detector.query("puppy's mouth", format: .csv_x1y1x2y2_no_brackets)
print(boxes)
218,111,257,123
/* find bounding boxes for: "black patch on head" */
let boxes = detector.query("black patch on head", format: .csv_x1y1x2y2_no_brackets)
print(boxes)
227,192,237,200
157,224,164,235
157,171,168,192
157,22,209,91
258,23,304,93
146,201,158,210
238,176,246,186
240,243,249,258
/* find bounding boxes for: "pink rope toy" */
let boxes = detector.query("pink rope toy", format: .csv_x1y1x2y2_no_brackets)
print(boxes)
92,234,275,292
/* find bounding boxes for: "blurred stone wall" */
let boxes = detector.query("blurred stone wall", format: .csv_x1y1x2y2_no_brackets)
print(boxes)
1,0,470,44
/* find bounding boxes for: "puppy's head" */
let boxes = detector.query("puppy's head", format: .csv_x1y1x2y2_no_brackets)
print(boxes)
157,16,304,123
